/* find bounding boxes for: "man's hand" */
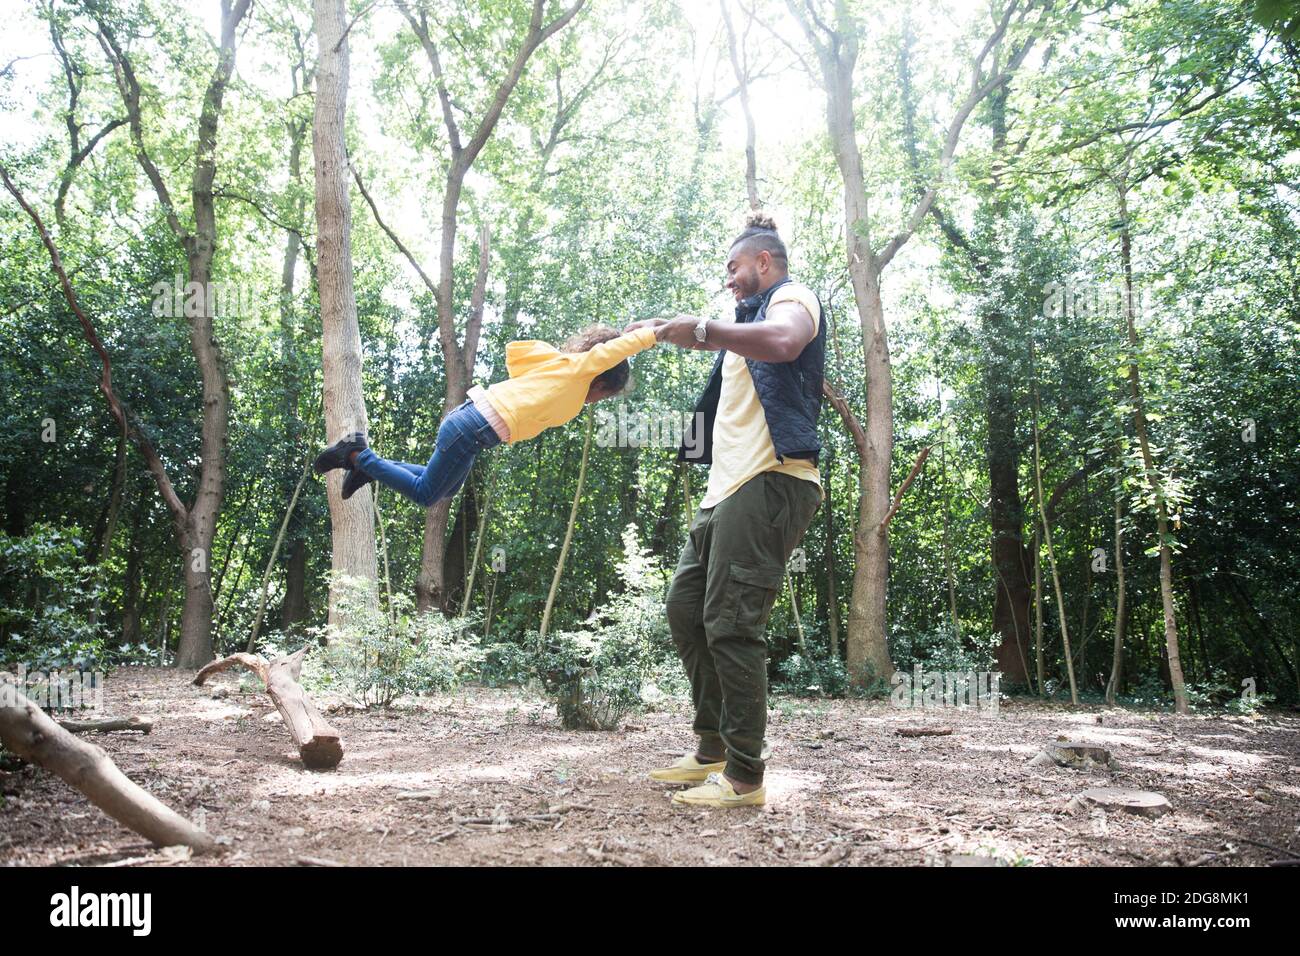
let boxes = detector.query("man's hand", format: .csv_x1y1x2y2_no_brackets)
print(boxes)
654,314,717,350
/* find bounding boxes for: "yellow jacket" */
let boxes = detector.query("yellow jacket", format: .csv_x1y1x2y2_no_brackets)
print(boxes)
483,327,657,442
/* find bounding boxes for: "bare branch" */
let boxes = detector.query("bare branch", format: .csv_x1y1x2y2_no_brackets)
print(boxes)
88,9,186,241
350,162,439,298
878,444,936,534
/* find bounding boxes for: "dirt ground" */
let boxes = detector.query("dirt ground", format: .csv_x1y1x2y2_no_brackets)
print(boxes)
1,666,1296,866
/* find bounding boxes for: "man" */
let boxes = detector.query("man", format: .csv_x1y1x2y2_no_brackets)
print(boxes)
626,213,824,808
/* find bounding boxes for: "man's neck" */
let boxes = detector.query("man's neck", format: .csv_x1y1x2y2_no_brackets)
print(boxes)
755,272,789,296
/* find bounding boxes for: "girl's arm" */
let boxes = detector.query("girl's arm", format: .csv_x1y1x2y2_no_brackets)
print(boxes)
572,327,658,376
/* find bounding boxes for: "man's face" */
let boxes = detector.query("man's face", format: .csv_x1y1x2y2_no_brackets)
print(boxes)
724,245,765,302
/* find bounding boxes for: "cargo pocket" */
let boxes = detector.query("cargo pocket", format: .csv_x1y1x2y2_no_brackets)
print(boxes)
724,561,784,638
762,472,790,529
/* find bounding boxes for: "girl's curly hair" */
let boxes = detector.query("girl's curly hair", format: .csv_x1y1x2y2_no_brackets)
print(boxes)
562,323,632,396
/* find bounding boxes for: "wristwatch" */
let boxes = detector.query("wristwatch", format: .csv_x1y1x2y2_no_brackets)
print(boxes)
693,317,710,344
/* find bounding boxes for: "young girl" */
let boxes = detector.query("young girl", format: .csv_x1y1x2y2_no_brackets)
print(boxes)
313,324,657,505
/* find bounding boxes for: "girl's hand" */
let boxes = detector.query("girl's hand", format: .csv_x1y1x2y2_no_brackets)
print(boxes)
622,317,667,335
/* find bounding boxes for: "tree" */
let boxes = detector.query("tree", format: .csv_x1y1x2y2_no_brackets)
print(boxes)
314,0,379,619
62,0,255,666
785,0,1052,684
370,0,586,613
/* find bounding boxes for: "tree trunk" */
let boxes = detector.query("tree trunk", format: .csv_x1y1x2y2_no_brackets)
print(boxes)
539,411,593,642
986,342,1032,685
314,0,378,623
390,4,582,615
1031,345,1078,704
1117,186,1186,713
1106,495,1126,704
79,3,251,669
818,33,895,683
416,498,455,612
845,270,895,684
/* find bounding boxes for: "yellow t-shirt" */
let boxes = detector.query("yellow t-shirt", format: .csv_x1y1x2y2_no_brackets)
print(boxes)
699,282,823,510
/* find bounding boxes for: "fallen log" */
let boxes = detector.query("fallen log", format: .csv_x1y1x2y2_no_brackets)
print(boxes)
896,725,954,738
193,649,342,770
0,676,215,853
58,715,154,735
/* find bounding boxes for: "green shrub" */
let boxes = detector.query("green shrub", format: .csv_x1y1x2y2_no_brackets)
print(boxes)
1186,668,1275,714
775,637,849,698
536,525,678,729
312,574,483,708
479,640,537,688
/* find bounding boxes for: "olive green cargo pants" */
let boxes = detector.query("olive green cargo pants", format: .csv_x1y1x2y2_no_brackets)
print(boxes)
665,470,821,785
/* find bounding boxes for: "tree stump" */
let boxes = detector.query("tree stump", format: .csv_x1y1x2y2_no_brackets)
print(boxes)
193,649,342,770
1068,787,1171,818
0,676,215,852
1029,740,1117,770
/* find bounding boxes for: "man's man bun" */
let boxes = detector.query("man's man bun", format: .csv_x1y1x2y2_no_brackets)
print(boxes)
732,211,788,266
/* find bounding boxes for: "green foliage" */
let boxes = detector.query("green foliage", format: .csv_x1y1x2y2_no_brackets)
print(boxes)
478,640,537,689
1,0,1296,714
1184,668,1276,715
312,575,483,709
775,642,850,699
890,626,1000,676
0,524,107,671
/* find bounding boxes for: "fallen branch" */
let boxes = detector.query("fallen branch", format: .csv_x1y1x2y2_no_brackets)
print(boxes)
803,843,852,867
0,678,215,853
193,649,342,770
895,725,953,738
57,715,153,735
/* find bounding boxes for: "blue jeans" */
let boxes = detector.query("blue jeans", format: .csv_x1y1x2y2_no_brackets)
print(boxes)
354,400,501,507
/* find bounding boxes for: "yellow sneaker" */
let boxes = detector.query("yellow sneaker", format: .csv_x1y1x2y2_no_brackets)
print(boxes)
671,772,766,808
648,754,726,783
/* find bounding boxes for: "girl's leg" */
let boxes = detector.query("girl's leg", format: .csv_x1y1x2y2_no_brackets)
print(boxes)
349,450,428,503
354,402,489,506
